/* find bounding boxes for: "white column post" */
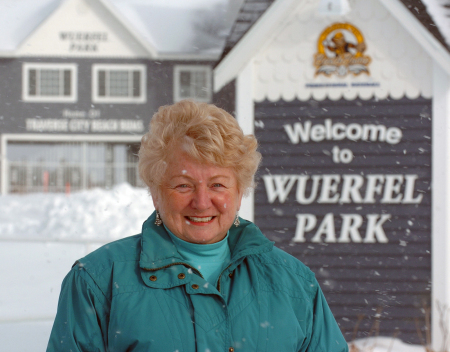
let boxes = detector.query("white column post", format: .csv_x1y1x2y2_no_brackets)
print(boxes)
432,61,450,351
235,61,255,222
1,135,7,195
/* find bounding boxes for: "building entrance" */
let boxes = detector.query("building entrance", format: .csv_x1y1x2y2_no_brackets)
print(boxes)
5,141,141,193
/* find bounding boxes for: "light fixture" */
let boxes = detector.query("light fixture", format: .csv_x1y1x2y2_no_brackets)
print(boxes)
318,0,351,16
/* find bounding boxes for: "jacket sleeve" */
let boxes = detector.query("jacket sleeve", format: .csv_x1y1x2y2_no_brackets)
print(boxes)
46,264,109,352
305,281,348,352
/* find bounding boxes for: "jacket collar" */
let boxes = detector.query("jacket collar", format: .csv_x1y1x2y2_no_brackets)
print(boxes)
139,211,274,271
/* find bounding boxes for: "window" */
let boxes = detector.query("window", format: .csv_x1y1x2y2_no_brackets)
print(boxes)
174,65,211,102
92,64,146,103
22,63,77,102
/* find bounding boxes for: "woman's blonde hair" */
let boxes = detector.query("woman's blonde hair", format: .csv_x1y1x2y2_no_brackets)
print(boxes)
138,100,261,195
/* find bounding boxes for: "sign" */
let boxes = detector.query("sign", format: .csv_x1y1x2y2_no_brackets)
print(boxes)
59,31,108,52
254,97,431,342
314,23,371,77
24,109,144,133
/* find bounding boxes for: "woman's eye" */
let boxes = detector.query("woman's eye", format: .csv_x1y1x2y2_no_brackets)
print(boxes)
212,183,224,188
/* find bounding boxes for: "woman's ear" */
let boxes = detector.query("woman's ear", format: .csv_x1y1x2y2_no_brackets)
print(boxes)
152,197,159,210
237,190,243,211
150,186,159,210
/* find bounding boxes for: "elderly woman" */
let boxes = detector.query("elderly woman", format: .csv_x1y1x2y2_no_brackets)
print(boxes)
47,100,347,352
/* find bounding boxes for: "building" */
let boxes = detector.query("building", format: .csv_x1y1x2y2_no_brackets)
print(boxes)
215,0,450,347
0,0,234,194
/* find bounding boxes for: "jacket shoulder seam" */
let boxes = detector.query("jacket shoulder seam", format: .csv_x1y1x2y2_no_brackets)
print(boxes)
251,253,316,283
81,258,139,280
73,265,111,309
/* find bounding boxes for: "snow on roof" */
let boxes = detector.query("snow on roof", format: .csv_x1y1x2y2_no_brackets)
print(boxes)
0,0,232,57
0,0,61,53
109,0,229,57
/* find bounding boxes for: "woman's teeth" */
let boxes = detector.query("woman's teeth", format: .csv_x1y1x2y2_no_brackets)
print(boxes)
187,216,213,223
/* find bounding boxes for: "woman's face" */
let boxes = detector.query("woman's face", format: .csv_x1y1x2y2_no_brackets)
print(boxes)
153,150,243,244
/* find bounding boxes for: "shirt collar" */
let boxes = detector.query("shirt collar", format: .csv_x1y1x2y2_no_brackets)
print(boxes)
139,211,274,270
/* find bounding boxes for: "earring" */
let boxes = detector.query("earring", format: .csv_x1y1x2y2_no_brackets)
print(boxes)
155,211,163,226
234,213,240,227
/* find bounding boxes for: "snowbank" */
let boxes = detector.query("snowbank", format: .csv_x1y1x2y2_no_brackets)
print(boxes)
350,337,427,351
0,183,154,240
0,184,154,351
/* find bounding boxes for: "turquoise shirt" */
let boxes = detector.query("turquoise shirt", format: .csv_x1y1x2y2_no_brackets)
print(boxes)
165,225,231,284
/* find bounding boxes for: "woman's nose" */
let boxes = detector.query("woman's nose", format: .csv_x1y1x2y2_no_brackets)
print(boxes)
191,186,212,210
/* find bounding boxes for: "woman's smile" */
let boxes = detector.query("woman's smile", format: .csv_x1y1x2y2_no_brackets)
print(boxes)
186,216,215,224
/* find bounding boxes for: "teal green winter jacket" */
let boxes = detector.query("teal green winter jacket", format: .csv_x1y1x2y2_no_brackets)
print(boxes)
47,212,348,352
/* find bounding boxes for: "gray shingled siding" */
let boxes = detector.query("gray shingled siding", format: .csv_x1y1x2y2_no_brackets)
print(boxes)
219,0,275,59
0,57,215,134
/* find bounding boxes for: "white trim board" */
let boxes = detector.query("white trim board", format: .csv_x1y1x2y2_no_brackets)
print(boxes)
431,62,450,351
1,134,142,143
235,62,255,222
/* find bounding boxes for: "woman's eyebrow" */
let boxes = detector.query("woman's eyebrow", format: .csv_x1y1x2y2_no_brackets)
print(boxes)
209,175,231,181
170,174,231,181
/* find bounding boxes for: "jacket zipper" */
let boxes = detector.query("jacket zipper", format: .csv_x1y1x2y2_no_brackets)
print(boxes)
216,263,233,293
142,262,204,279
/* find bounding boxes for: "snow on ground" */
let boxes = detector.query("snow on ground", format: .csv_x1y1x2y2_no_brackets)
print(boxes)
0,184,153,351
0,184,426,351
0,182,154,240
350,337,427,351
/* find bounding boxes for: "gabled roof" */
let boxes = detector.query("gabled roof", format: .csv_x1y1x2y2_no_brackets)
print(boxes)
0,0,158,58
0,0,61,56
220,0,275,60
96,0,159,58
0,0,229,59
214,0,450,91
107,0,229,59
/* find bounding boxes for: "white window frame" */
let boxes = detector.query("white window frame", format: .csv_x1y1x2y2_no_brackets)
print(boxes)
174,65,212,103
92,64,146,104
22,63,77,103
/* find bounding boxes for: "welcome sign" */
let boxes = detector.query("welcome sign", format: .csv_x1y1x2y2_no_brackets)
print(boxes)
262,117,423,244
253,97,431,339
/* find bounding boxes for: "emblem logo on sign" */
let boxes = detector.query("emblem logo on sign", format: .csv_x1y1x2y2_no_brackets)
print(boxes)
314,23,371,77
